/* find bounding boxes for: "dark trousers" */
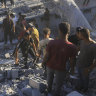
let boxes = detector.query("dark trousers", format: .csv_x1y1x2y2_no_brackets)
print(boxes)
4,31,13,44
78,68,89,90
47,67,66,96
10,0,14,5
22,48,36,66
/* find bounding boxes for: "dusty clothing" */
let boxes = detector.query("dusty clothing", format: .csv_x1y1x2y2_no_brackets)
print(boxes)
47,67,66,96
31,27,39,49
39,38,53,56
77,40,96,90
46,39,77,71
77,40,96,68
16,38,36,65
3,18,14,43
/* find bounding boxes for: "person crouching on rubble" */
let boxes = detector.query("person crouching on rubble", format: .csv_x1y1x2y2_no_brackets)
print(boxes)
14,32,39,69
76,27,96,92
42,22,77,96
29,23,39,50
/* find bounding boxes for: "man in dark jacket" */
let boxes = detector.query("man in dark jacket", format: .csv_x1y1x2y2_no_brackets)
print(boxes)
3,14,15,44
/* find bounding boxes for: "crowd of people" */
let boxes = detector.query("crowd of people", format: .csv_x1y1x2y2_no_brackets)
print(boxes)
2,12,96,96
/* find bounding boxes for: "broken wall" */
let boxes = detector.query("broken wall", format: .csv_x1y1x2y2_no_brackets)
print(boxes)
51,0,92,33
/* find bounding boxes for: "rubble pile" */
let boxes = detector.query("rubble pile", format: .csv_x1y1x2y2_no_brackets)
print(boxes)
0,42,46,96
0,0,96,96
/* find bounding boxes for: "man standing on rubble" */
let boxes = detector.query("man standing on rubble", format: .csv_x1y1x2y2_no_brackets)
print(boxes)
42,22,77,96
14,32,38,69
3,13,15,45
76,28,96,92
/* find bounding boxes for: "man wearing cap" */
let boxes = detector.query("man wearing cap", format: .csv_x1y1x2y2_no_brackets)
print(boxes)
3,14,15,45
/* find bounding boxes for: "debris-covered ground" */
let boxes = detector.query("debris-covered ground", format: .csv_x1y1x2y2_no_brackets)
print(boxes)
0,41,96,96
0,0,96,96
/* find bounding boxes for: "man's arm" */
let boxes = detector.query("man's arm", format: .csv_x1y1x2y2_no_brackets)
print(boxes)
14,41,22,64
15,48,19,64
12,20,15,32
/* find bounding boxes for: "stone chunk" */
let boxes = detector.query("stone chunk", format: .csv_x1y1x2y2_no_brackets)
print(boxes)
66,91,83,96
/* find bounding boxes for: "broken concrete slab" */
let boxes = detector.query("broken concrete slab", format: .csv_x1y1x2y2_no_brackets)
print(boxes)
66,91,83,96
21,87,32,96
29,76,47,89
32,88,42,96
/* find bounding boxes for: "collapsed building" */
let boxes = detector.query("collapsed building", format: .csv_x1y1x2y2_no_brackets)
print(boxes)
0,0,96,96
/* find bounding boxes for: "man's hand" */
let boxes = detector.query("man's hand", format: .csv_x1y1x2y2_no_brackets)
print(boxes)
36,52,40,57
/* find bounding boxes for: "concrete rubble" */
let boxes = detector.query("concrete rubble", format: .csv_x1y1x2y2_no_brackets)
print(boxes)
0,0,96,96
0,44,96,96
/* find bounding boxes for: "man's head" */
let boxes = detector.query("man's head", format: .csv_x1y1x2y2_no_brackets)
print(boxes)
76,27,90,40
43,28,51,38
59,22,70,38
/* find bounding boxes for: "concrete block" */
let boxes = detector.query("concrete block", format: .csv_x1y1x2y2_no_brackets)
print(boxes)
0,94,4,96
5,53,10,59
32,88,42,96
11,69,19,79
5,68,19,79
6,70,12,79
29,77,40,89
29,76,47,89
66,91,83,96
22,88,32,96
